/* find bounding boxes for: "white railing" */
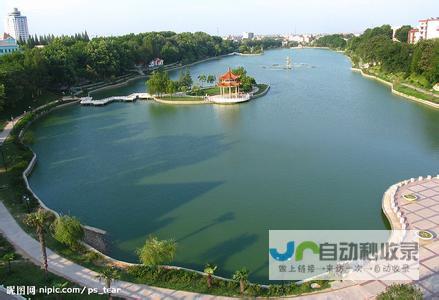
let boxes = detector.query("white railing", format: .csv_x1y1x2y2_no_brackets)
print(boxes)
80,93,152,106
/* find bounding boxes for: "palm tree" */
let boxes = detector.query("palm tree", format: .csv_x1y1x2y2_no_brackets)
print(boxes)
198,74,207,87
232,268,249,294
136,235,177,269
204,263,217,289
1,253,15,273
207,75,216,86
24,208,54,275
96,266,120,300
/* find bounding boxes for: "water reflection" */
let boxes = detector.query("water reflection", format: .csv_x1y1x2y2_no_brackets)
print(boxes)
212,104,241,130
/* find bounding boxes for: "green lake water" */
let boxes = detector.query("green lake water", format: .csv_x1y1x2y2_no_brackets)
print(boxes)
28,49,439,282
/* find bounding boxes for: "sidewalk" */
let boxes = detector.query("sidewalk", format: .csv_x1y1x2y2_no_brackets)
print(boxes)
0,116,22,144
0,201,233,300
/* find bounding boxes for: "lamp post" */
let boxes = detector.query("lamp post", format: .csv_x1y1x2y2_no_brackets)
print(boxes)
0,145,7,172
22,195,31,212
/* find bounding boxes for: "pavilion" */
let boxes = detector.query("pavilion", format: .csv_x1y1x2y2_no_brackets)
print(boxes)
218,68,240,98
208,68,251,104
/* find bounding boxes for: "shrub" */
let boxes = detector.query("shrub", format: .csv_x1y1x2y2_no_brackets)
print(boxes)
246,284,263,296
83,250,103,264
52,215,84,249
136,235,176,267
377,284,423,300
22,131,35,145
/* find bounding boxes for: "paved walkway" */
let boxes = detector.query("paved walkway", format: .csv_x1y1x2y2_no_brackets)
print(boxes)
393,177,439,298
0,201,232,300
0,116,22,144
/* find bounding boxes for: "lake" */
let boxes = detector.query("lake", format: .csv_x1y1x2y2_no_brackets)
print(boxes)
28,49,439,282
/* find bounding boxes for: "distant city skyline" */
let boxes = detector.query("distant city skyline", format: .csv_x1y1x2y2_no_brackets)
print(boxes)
1,0,438,37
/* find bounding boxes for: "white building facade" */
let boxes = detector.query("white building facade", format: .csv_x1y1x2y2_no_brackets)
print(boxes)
408,18,439,44
242,32,254,40
4,8,29,42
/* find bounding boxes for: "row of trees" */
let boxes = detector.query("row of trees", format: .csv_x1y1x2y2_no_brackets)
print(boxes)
348,25,439,86
22,31,90,48
313,34,349,49
314,25,439,87
146,68,194,96
146,66,257,97
0,31,241,112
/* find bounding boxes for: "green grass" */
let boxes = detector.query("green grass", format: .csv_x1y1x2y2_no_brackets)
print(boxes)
0,234,108,299
157,96,205,101
394,84,439,104
359,67,438,105
187,86,220,96
121,265,330,297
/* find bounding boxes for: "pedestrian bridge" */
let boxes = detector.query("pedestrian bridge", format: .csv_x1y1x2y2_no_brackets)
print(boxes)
80,93,153,106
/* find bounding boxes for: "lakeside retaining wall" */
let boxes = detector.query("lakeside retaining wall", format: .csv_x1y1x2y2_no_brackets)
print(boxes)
351,68,439,110
20,100,111,255
251,85,271,99
381,175,439,232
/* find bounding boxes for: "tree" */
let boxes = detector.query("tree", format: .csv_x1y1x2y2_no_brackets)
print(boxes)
232,268,249,294
146,69,170,96
313,34,347,50
232,67,256,92
0,84,5,112
136,235,176,268
23,208,54,274
166,80,177,97
178,68,193,91
394,25,412,43
207,75,216,85
203,263,217,289
96,266,120,300
1,253,15,273
52,215,84,249
197,74,207,87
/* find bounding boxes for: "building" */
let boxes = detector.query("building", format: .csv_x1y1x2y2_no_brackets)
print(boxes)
0,33,19,56
4,8,29,42
148,58,164,68
207,68,250,104
242,32,254,40
408,17,439,44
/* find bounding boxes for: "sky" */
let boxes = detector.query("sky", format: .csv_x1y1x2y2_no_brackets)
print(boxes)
1,0,438,37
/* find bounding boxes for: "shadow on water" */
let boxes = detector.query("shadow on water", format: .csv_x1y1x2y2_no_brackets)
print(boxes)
176,212,235,243
106,180,225,261
173,233,259,279
200,233,259,268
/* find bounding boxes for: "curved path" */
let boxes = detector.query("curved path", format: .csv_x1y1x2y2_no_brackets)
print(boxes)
0,201,232,300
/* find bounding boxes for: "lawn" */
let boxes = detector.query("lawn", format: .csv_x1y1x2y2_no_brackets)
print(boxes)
0,235,107,299
157,96,205,101
394,84,439,104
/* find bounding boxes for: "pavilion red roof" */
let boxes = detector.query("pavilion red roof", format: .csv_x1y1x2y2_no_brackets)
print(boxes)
218,81,240,87
219,68,240,81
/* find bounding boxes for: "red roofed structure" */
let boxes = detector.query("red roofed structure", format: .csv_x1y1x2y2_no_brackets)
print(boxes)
218,68,241,97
